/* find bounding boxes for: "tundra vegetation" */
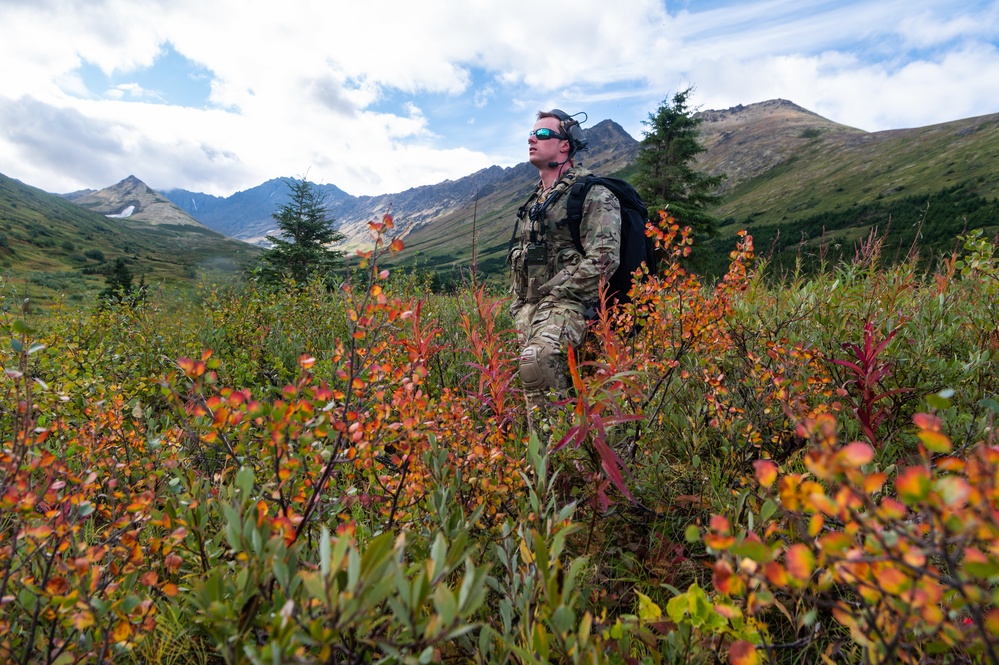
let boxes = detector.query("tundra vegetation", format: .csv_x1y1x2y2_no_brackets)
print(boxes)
1,209,999,665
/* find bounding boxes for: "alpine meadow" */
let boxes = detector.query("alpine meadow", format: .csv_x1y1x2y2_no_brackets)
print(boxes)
2,95,999,664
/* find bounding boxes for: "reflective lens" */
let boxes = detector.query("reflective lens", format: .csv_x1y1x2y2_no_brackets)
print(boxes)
529,128,566,140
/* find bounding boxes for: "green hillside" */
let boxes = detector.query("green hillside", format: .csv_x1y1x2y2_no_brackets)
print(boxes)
0,173,260,304
696,109,999,276
393,104,999,285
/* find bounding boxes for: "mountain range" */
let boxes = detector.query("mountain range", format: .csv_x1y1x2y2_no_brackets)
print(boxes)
159,98,999,277
2,98,997,303
160,116,639,250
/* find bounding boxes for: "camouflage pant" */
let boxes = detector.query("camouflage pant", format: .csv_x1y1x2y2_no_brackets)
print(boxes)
511,298,587,419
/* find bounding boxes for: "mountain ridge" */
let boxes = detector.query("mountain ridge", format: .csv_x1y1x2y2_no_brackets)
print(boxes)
18,97,997,291
161,119,639,249
69,175,210,228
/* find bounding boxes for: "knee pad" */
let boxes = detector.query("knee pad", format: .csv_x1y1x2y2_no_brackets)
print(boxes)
519,342,559,390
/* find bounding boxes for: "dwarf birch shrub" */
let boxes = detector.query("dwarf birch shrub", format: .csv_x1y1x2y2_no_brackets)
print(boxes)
3,215,999,663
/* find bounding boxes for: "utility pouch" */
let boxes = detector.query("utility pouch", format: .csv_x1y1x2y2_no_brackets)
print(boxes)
525,243,547,266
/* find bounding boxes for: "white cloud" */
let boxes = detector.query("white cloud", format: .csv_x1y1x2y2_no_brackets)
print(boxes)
0,0,997,197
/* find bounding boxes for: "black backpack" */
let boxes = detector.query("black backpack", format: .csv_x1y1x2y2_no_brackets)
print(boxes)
563,175,658,309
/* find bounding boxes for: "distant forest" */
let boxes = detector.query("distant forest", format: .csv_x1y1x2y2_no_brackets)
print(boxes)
699,182,999,278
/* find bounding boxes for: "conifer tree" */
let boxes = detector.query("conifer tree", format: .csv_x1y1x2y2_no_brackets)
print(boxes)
635,87,725,237
99,258,134,302
259,177,345,287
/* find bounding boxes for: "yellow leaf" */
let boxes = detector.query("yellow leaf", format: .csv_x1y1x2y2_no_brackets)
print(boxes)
112,620,132,643
636,591,662,620
72,611,95,630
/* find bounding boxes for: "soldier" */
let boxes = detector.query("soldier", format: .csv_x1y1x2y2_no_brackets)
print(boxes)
508,109,622,429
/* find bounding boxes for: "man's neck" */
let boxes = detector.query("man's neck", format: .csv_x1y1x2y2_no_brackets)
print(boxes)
538,163,572,190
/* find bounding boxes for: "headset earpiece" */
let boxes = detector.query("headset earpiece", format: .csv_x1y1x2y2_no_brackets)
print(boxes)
548,108,589,157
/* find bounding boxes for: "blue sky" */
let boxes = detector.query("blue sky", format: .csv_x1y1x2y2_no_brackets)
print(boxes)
1,0,997,197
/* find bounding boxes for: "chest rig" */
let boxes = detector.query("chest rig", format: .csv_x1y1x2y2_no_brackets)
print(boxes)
513,171,584,257
509,169,587,301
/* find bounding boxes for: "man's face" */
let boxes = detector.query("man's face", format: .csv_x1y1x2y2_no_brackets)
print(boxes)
528,117,568,169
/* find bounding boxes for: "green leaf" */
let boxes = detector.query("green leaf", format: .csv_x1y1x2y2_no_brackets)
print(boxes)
320,526,331,579
551,605,576,634
731,539,772,563
430,532,447,580
235,466,254,497
979,397,999,415
432,586,458,627
759,498,778,524
273,558,289,589
926,389,954,410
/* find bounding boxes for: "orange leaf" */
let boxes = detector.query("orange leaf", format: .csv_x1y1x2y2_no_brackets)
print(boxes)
838,441,874,467
862,472,887,494
390,238,405,252
710,515,731,534
764,561,789,586
111,620,132,643
753,460,778,488
917,429,952,454
729,640,759,665
912,412,942,431
46,577,69,595
896,466,931,504
874,564,910,595
985,609,999,636
161,583,179,597
704,534,736,550
713,560,745,595
785,544,815,581
140,571,158,587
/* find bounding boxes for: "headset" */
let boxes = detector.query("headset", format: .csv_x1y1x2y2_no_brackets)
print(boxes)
548,109,589,158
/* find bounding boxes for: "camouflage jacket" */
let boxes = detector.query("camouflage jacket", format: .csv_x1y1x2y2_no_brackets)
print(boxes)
508,166,622,307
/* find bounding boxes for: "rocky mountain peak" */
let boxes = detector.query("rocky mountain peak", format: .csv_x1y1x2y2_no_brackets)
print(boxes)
72,176,209,227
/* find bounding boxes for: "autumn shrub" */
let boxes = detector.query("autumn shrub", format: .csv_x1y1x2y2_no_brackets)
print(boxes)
2,215,998,664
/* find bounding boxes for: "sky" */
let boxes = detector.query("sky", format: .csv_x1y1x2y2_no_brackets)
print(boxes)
1,0,997,198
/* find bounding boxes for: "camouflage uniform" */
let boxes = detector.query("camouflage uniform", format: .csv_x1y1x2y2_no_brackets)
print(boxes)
508,166,622,418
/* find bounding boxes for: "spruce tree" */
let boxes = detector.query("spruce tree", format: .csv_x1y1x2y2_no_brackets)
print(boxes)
635,87,725,237
259,178,345,287
99,258,135,302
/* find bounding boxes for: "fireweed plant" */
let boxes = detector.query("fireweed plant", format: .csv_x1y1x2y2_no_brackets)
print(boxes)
0,213,997,663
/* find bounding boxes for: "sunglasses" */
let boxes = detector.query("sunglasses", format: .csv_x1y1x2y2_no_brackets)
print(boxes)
528,128,567,140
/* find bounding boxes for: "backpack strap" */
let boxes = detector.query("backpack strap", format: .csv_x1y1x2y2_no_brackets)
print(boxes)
508,203,527,255
564,175,597,256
